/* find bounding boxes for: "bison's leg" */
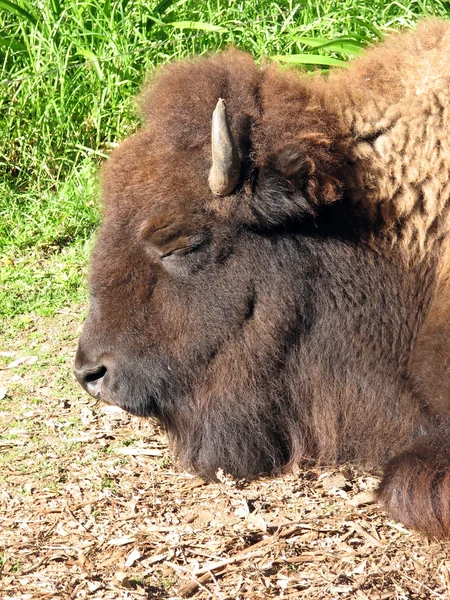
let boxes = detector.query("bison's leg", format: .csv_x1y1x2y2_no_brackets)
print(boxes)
377,426,450,538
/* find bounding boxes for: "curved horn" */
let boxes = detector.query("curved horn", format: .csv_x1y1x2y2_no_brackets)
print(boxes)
208,98,241,196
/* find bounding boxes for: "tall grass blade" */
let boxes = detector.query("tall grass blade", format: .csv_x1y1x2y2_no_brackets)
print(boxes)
164,21,228,33
273,54,349,67
76,49,104,80
294,36,365,55
0,35,26,51
351,17,383,39
154,0,176,16
49,0,61,18
0,0,36,24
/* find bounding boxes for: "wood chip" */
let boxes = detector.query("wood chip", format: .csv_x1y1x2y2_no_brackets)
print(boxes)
125,549,141,567
115,446,163,456
5,356,38,369
347,491,377,507
108,536,136,546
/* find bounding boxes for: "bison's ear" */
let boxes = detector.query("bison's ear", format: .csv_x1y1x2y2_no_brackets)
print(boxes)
141,212,209,258
246,146,344,228
250,168,316,227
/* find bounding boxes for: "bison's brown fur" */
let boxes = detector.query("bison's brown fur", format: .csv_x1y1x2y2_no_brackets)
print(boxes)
76,21,450,538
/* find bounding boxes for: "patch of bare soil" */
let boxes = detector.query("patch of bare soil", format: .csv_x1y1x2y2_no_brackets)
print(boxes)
1,309,450,599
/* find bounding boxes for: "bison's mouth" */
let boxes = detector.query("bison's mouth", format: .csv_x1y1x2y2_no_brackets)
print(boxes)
93,379,162,418
83,382,161,418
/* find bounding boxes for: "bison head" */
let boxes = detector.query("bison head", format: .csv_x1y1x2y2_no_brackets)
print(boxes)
74,50,345,478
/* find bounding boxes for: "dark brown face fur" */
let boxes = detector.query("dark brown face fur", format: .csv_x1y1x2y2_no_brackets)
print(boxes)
76,165,432,480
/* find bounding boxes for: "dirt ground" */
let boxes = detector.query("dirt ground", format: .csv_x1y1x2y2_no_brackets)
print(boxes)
2,308,450,600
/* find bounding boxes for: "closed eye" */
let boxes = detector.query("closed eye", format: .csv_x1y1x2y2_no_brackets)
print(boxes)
158,238,211,277
160,238,206,260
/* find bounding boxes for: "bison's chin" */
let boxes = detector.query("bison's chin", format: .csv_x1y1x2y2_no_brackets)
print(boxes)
100,393,160,418
159,395,293,481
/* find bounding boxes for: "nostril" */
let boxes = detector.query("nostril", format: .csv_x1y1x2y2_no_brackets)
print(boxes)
74,364,107,399
85,366,107,384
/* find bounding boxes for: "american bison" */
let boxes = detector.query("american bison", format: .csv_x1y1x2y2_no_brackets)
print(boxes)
75,20,450,537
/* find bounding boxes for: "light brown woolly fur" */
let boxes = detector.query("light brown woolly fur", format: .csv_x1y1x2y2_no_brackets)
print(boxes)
325,20,450,256
75,20,450,539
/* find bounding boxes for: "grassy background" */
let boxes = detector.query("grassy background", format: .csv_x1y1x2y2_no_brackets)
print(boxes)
1,0,450,320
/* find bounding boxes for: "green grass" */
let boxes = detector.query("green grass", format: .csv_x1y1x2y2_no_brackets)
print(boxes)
1,0,450,321
0,158,99,315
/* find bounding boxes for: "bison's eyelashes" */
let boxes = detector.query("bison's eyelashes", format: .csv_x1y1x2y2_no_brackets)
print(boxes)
142,232,211,278
146,235,207,259
160,241,204,260
244,290,256,322
140,214,210,266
